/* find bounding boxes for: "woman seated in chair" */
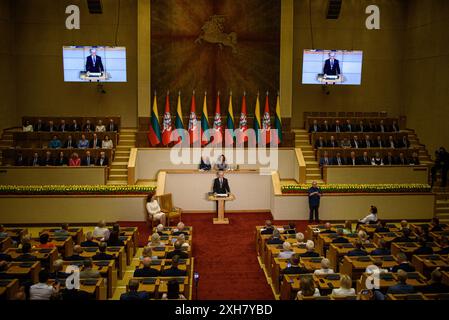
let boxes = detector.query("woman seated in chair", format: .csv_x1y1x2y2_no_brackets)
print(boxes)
146,195,167,226
214,154,228,171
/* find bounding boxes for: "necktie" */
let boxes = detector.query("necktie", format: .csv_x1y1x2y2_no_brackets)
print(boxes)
367,141,370,148
355,141,358,148
336,126,340,132
110,124,113,131
220,179,223,188
93,57,96,65
353,159,355,165
87,157,90,165
338,158,341,165
325,158,328,165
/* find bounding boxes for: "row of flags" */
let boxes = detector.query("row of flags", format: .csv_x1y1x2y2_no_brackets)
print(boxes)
148,91,283,147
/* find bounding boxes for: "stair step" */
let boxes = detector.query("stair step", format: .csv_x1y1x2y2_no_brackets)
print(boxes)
108,175,128,180
107,180,128,185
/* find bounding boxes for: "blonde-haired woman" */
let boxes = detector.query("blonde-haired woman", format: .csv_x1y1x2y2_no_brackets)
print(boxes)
331,274,355,297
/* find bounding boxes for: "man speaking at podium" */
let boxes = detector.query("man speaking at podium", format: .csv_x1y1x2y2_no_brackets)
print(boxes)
323,51,340,76
86,48,104,73
213,171,230,195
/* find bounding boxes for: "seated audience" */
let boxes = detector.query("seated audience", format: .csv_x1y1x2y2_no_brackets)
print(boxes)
15,151,27,166
102,135,113,149
78,134,90,149
80,232,99,248
397,152,409,165
161,255,187,277
42,151,54,166
387,270,415,294
54,223,70,236
309,120,320,133
358,205,378,225
96,151,109,166
331,229,349,244
328,135,339,148
156,224,167,236
331,274,355,297
347,151,358,166
93,220,110,240
419,268,449,294
437,237,449,255
49,135,62,149
430,217,443,232
0,225,8,238
300,240,320,258
83,120,94,132
46,120,56,132
371,152,384,165
374,220,390,233
371,239,391,256
282,255,307,275
95,120,106,132
166,241,189,259
357,230,371,244
148,233,165,248
409,152,420,165
199,155,212,171
314,258,334,275
359,151,371,165
30,152,41,166
347,241,368,256
333,152,346,166
267,229,284,245
71,119,80,132
214,154,228,171
69,152,81,167
58,120,67,132
391,228,415,243
64,135,75,148
293,232,305,247
14,242,37,261
173,222,188,236
92,242,114,260
351,135,361,149
80,259,101,279
391,253,416,273
55,151,68,166
319,151,333,166
30,270,59,300
36,233,56,249
34,119,44,132
134,256,160,277
383,151,396,165
108,119,118,132
64,245,84,261
412,237,434,255
296,275,320,300
278,242,294,259
391,120,400,132
387,135,396,148
107,230,124,247
82,150,95,166
49,259,70,281
162,279,187,300
120,279,150,301
146,196,167,226
315,136,326,149
320,222,336,234
90,133,101,149
340,137,351,148
342,220,353,235
23,120,33,132
260,220,274,235
366,260,388,275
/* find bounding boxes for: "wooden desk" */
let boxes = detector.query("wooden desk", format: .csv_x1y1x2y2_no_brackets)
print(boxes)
316,232,359,256
0,278,20,300
360,223,401,237
48,278,107,300
373,231,402,246
80,246,126,280
387,292,429,300
133,276,190,299
208,194,235,224
412,254,449,278
30,236,73,258
5,247,58,272
4,228,28,241
265,245,306,278
326,243,377,272
279,273,341,300
306,224,346,242
0,237,13,252
357,271,428,293
5,261,41,283
391,242,441,259
40,228,83,245
120,227,139,254
340,255,399,280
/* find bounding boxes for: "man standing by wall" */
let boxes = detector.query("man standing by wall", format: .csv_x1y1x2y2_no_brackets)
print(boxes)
308,181,322,222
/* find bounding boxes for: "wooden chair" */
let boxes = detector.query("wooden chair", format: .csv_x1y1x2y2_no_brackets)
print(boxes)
156,193,182,226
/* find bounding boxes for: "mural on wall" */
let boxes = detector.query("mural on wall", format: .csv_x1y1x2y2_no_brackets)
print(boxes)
151,0,280,115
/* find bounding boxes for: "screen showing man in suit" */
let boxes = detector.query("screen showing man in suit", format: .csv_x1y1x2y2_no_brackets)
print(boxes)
213,171,230,195
302,49,363,85
62,46,127,82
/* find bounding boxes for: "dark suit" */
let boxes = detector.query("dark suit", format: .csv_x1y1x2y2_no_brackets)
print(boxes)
413,246,433,255
96,157,109,167
166,249,189,260
46,124,57,132
347,157,359,166
90,139,101,149
321,124,331,132
387,283,415,294
34,123,44,132
107,123,118,132
383,156,396,165
64,254,84,261
92,252,114,260
363,139,373,148
359,156,371,165
397,157,409,165
15,155,28,166
55,156,68,166
267,238,284,245
82,156,95,166
315,140,326,149
300,251,320,258
70,124,81,132
391,263,415,273
42,157,54,166
351,140,361,149
80,240,99,247
59,124,68,132
347,249,368,256
86,55,104,73
281,266,309,275
332,237,349,244
309,124,320,133
14,253,37,262
133,267,160,278
327,140,339,148
371,248,391,256
319,157,333,166
333,157,346,166
213,177,230,194
83,124,94,132
161,267,187,277
323,58,340,75
29,156,42,166
260,227,274,235
374,139,385,148
120,291,150,301
64,139,76,148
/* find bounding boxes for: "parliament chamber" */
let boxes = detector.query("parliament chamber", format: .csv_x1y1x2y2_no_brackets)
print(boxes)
0,0,449,315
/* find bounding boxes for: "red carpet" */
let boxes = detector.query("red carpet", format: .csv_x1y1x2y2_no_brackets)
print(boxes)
119,213,309,300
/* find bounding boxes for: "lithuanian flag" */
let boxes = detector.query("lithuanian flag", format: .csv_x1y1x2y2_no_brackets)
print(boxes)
174,91,184,144
273,92,282,145
225,92,235,147
201,92,210,145
148,93,161,146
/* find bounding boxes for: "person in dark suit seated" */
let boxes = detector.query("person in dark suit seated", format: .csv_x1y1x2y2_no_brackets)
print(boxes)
96,151,109,167
70,120,81,132
199,155,212,171
90,133,101,149
107,231,124,247
319,151,333,167
42,151,54,166
309,120,320,133
92,242,114,260
267,229,284,245
281,255,308,275
397,152,409,165
80,232,99,248
55,151,68,166
15,152,27,166
351,135,361,149
371,239,391,256
46,120,57,133
357,120,365,133
14,243,37,261
419,268,449,294
320,222,336,234
0,261,14,279
54,223,70,236
347,151,359,166
409,152,420,165
172,222,189,236
383,151,396,165
34,119,45,132
412,237,434,255
161,255,187,277
166,241,189,260
374,220,390,233
391,120,400,132
321,120,330,132
83,120,94,132
391,253,415,273
430,217,443,232
333,152,346,166
81,151,95,166
363,135,373,148
344,119,353,132
347,241,368,256
300,240,320,258
284,222,297,235
133,257,160,277
64,135,75,149
48,259,70,281
333,120,342,133
108,119,118,132
358,151,371,165
367,121,377,132
374,136,385,148
120,279,150,301
58,120,67,132
400,136,410,148
327,135,339,148
386,270,415,294
378,120,388,133
391,228,415,243
29,152,42,166
437,236,449,255
323,51,340,76
332,229,349,244
315,136,326,149
417,225,434,242
64,245,84,261
86,48,104,73
0,251,12,262
387,136,397,149
260,220,274,235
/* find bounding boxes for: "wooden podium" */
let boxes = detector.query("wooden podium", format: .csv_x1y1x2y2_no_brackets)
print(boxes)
208,193,235,224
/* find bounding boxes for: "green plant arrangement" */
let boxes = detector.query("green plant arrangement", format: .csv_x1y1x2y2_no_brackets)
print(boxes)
281,183,431,194
0,185,156,196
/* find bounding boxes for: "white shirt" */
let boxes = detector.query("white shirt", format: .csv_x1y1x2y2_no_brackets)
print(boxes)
30,283,55,300
147,200,161,215
95,125,106,132
332,287,356,297
23,125,33,132
365,265,388,275
359,213,378,224
314,268,335,275
278,250,294,259
297,288,320,299
93,226,110,238
102,140,113,149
